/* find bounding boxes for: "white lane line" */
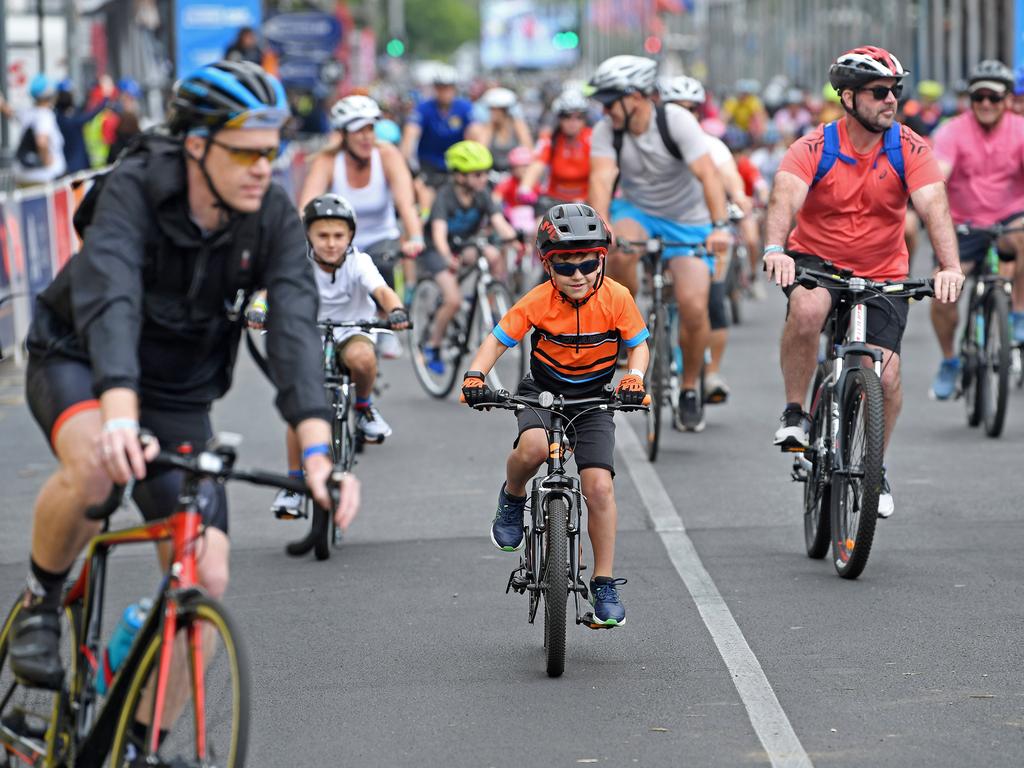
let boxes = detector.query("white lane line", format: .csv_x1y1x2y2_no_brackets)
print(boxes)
617,424,813,768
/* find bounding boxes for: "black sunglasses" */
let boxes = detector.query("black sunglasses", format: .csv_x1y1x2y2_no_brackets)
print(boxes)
549,258,602,277
971,92,1005,104
859,84,903,101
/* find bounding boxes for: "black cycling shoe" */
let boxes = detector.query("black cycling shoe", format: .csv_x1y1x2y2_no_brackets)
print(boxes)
8,591,64,691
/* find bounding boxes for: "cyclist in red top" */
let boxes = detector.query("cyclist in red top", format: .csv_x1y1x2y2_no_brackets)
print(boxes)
763,46,963,518
517,90,592,209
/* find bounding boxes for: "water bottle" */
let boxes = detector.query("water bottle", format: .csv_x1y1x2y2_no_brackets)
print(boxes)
96,598,152,694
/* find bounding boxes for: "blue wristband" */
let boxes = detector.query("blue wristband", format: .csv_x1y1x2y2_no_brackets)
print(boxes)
302,443,330,461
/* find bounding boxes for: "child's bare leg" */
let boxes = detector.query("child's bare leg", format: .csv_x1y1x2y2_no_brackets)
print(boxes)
581,467,616,578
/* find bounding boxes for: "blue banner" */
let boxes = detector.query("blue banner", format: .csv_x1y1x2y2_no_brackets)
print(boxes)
175,0,263,77
263,12,342,89
20,195,53,303
1017,0,1024,89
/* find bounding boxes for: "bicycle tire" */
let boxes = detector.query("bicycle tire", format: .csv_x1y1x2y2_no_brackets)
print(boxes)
803,367,831,559
645,306,668,462
329,407,355,550
108,594,249,768
480,281,522,391
981,287,1011,438
725,253,743,325
830,368,884,579
0,598,76,764
963,303,983,428
543,496,568,678
408,278,461,398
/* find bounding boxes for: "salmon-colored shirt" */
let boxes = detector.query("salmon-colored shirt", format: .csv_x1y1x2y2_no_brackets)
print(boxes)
932,111,1024,227
779,120,943,281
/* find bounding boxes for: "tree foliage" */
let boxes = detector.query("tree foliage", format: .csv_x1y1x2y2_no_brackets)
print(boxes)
399,0,479,59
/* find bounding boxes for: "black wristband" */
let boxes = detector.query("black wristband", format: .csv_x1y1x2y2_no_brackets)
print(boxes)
712,220,729,230
463,370,486,381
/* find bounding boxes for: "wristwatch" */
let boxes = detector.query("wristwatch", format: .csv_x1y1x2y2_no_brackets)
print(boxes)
712,220,729,230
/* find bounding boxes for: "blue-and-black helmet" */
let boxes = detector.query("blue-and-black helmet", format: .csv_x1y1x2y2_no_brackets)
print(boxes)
169,60,289,136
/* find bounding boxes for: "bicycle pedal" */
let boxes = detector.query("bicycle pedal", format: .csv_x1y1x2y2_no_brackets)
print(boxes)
273,509,308,521
506,571,528,594
579,612,617,630
779,445,806,454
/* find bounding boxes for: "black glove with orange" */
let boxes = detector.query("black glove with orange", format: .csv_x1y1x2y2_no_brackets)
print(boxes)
461,370,493,406
615,373,646,405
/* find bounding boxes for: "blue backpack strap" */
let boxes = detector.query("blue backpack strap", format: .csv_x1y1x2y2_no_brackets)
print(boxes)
811,121,857,189
882,122,907,189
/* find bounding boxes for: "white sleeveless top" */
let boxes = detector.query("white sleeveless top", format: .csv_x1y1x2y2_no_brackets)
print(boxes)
331,148,400,250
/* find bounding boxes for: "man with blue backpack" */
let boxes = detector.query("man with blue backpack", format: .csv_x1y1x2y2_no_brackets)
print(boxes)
762,46,964,518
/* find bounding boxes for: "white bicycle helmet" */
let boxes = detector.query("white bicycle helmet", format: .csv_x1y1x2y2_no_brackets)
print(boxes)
658,76,706,105
829,46,909,92
552,89,589,115
588,55,658,103
968,59,1014,92
330,95,381,132
482,87,517,110
432,64,458,86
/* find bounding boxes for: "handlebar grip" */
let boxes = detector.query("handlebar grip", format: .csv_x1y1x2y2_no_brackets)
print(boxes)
85,484,127,521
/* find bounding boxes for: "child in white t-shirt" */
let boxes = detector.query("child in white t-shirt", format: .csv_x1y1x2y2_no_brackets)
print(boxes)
249,194,408,517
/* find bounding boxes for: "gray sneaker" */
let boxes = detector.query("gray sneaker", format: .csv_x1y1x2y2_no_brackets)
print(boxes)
271,488,305,519
677,389,705,432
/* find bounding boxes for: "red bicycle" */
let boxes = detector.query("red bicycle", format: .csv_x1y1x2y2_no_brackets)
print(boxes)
0,433,338,767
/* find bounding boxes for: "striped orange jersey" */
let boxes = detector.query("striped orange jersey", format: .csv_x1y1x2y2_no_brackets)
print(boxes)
493,278,649,396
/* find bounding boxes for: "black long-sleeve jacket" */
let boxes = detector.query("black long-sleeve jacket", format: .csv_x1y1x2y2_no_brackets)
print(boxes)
26,136,331,426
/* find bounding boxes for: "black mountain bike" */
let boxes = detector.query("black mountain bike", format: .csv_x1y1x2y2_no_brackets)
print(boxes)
281,319,403,562
617,237,707,461
788,266,933,579
0,435,337,767
472,387,647,677
408,235,523,398
955,224,1023,438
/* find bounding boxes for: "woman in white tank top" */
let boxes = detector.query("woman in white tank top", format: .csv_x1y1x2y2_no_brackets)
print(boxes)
301,96,424,262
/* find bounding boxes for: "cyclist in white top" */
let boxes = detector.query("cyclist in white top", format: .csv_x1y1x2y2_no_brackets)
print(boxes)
588,55,730,432
301,95,424,288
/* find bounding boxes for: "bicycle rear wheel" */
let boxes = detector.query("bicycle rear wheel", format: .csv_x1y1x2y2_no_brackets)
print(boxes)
962,305,983,427
830,368,884,579
645,306,668,462
542,497,568,678
981,287,1011,438
803,368,831,559
0,597,76,764
108,594,249,768
408,278,461,398
478,281,522,391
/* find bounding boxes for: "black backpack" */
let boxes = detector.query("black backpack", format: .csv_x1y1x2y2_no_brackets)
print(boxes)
611,102,683,193
15,126,42,169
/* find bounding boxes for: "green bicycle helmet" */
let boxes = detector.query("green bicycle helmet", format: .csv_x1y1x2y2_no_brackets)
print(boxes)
444,140,493,173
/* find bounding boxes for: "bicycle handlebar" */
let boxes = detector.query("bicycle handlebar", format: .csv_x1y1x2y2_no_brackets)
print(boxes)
954,223,1024,239
616,237,709,256
317,318,408,332
471,388,650,414
794,267,934,298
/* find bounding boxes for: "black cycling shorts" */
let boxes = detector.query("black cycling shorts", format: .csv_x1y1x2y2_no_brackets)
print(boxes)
364,238,401,290
946,210,1024,267
26,355,228,533
783,254,910,355
513,376,616,476
418,164,450,190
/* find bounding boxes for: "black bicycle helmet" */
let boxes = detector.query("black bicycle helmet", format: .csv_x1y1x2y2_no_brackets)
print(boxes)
536,203,612,260
303,193,358,237
169,60,289,136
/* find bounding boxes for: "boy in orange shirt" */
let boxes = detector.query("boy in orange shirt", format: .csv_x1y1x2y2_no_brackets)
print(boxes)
461,203,648,626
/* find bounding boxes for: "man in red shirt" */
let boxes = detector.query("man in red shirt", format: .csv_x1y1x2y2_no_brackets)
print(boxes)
763,46,964,518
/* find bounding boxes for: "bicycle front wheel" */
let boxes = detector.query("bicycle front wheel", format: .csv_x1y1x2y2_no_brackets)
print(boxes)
408,278,461,398
803,368,831,559
543,497,568,678
830,368,884,579
645,306,668,462
963,306,983,427
108,594,249,768
981,287,1011,438
477,281,522,391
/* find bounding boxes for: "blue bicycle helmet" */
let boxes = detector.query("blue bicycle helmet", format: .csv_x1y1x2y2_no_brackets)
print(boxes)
169,60,289,136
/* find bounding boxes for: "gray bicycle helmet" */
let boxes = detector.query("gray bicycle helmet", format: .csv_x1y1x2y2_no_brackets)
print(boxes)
552,89,589,115
589,55,658,105
303,193,357,237
658,76,706,105
968,59,1014,92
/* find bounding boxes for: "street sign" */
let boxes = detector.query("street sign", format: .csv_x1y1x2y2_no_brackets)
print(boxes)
263,11,342,89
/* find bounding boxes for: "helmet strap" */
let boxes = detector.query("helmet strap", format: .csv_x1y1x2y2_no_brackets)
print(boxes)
844,92,885,134
196,135,243,221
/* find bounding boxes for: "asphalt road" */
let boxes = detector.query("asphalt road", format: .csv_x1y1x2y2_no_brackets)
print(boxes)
1,278,1022,767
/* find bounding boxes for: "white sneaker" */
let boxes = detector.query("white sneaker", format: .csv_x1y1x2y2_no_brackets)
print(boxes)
271,488,305,519
773,407,809,450
377,331,402,360
704,372,730,404
357,405,393,442
877,470,894,519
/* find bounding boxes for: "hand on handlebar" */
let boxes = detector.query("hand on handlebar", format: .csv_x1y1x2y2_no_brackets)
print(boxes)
705,228,732,257
245,296,268,330
387,307,410,329
401,239,425,258
96,425,160,485
615,373,647,406
303,452,360,531
763,252,797,287
460,373,494,406
933,266,965,304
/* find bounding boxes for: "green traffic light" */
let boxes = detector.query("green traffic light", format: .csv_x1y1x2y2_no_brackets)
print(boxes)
386,38,405,57
552,31,579,50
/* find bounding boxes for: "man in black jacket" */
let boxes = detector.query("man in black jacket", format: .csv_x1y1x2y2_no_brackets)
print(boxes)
9,60,358,695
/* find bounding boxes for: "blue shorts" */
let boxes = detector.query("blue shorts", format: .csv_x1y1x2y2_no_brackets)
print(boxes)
610,199,714,272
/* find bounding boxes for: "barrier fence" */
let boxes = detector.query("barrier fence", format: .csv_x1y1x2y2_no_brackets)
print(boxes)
0,144,311,364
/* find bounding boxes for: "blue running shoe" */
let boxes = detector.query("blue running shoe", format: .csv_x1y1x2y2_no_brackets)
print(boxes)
1011,312,1024,344
423,345,444,375
589,577,627,626
930,357,960,401
490,483,526,551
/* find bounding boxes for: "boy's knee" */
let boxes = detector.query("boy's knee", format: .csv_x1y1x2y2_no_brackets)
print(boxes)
64,455,114,508
582,470,614,506
515,430,549,466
